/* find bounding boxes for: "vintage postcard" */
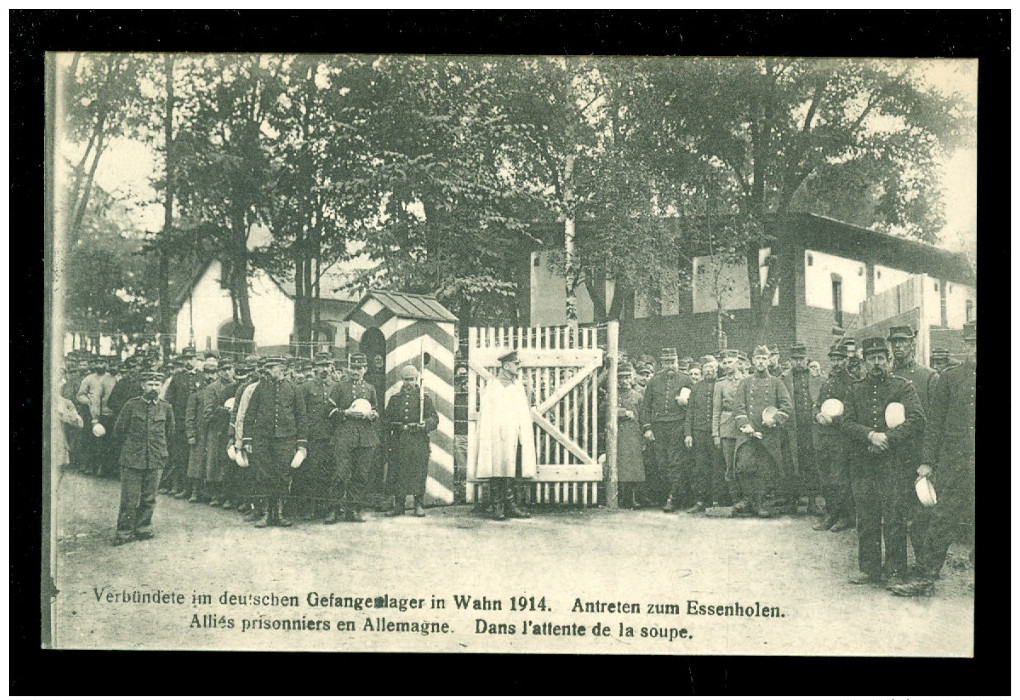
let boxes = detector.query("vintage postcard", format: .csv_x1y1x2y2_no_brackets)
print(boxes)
44,52,976,655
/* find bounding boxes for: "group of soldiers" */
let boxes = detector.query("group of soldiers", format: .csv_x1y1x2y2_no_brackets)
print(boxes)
58,347,439,545
609,321,975,597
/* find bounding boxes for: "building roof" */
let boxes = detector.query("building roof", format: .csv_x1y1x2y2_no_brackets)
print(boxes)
351,290,458,323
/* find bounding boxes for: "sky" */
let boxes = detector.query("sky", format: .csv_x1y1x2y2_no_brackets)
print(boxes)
60,55,978,264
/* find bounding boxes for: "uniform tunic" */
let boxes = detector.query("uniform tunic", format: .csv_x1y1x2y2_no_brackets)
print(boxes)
912,360,976,579
244,377,308,501
841,372,924,577
384,386,440,497
113,396,175,538
295,377,335,502
201,378,238,483
641,370,694,502
328,376,379,507
686,377,721,503
600,387,645,484
712,373,742,480
812,365,855,518
472,375,538,480
733,371,793,507
165,369,204,489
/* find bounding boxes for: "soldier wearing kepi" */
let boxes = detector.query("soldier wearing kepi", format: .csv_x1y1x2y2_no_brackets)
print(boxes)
164,346,203,497
684,356,722,512
641,348,694,512
241,356,308,528
473,350,536,520
889,321,976,597
600,362,646,509
712,349,743,507
294,352,337,520
111,371,175,546
201,359,238,507
781,342,824,515
384,364,440,517
840,336,924,586
811,343,856,532
929,347,957,374
732,345,793,517
326,352,379,524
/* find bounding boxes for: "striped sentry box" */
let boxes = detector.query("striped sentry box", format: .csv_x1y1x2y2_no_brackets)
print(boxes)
346,291,458,505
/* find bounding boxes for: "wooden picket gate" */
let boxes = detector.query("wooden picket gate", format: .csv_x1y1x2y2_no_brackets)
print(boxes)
466,325,609,506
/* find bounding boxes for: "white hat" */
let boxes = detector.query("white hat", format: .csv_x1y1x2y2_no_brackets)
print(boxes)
349,398,373,415
92,422,107,438
885,402,905,429
820,398,844,418
915,475,937,507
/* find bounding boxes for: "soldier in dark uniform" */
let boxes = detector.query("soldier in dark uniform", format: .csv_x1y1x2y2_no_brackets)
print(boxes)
684,356,721,512
840,337,924,585
184,357,219,502
219,358,251,510
326,352,379,524
293,352,336,520
111,371,175,545
811,343,855,532
641,348,694,512
890,321,975,597
241,356,308,528
164,347,203,498
732,345,793,517
384,364,440,517
201,360,238,507
781,342,823,515
929,347,957,374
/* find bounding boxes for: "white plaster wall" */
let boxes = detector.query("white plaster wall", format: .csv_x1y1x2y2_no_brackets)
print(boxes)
175,261,294,351
692,249,777,314
530,251,595,326
944,282,975,329
874,264,912,295
804,249,867,313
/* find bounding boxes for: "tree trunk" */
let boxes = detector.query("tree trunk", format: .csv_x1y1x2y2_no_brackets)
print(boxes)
158,53,175,355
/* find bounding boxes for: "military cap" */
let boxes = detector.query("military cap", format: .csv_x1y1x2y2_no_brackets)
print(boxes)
736,351,749,363
297,358,313,371
963,320,976,342
400,364,420,380
789,342,808,358
887,326,916,340
860,337,890,357
930,347,951,360
262,355,288,368
349,352,368,368
617,362,634,377
721,349,739,359
313,351,334,366
180,346,197,358
141,370,165,382
202,357,219,371
659,347,678,361
637,363,653,376
497,349,519,364
218,359,234,371
699,355,716,366
679,356,694,370
827,343,848,358
234,363,251,378
202,350,219,360
752,345,771,358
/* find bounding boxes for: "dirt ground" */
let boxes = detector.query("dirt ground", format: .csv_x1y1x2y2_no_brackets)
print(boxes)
48,469,973,656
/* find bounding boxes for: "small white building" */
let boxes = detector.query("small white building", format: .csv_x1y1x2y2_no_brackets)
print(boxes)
174,259,359,356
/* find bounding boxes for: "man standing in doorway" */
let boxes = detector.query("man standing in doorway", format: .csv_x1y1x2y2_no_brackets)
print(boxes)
473,350,537,520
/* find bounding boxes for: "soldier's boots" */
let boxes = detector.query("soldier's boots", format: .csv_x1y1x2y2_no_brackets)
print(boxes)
828,518,852,532
889,579,935,597
491,502,507,521
346,508,366,523
686,502,706,514
848,571,883,586
387,497,406,517
662,497,677,513
324,510,341,525
413,496,426,518
813,514,839,531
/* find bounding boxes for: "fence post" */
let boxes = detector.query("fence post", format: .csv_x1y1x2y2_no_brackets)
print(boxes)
606,320,619,509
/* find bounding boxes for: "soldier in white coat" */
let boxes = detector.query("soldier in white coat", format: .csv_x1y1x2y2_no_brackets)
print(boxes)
472,350,537,520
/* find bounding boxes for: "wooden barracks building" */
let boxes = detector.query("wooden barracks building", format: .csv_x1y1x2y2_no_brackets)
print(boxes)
523,213,976,362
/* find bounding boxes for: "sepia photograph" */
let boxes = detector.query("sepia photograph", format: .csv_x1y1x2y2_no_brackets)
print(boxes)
43,46,978,657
